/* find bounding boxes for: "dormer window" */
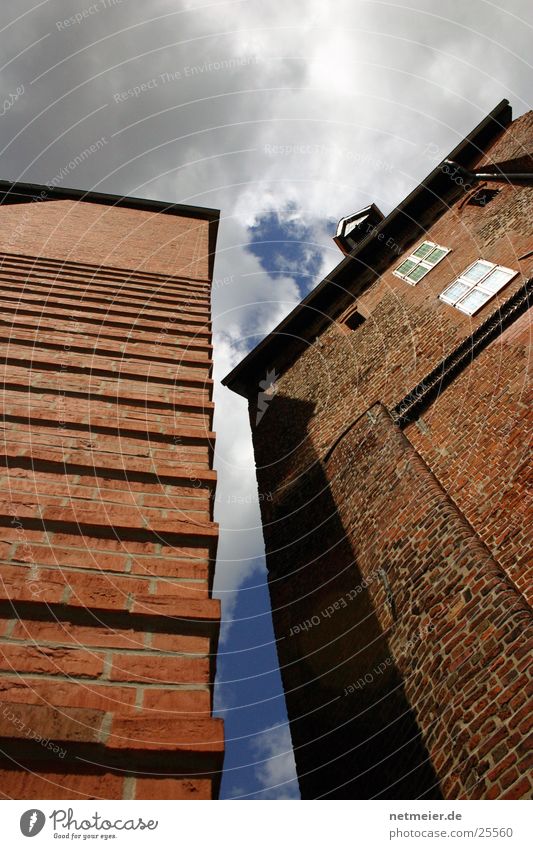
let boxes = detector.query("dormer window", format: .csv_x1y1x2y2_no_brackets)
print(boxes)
440,260,517,315
394,241,451,285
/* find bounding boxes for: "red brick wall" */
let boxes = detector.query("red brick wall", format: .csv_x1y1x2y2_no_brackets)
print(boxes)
0,202,222,799
325,405,531,800
0,199,211,279
246,112,532,798
404,308,531,599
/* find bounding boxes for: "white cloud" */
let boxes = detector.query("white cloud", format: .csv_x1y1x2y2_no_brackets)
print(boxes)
237,723,300,799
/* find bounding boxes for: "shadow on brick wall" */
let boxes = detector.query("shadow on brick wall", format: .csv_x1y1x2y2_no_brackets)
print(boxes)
253,393,442,800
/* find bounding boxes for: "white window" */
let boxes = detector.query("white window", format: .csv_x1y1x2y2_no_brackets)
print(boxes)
440,260,517,315
394,241,450,285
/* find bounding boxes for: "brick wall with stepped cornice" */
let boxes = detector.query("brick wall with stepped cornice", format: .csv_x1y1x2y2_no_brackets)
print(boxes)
0,197,223,800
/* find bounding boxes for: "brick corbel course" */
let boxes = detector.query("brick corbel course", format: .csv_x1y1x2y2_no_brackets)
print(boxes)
0,702,224,767
0,230,223,797
0,449,217,486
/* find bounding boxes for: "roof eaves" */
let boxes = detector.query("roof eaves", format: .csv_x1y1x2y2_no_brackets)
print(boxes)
222,98,512,398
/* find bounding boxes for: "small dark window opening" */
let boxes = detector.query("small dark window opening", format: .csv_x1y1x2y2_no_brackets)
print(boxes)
344,310,365,331
467,188,500,207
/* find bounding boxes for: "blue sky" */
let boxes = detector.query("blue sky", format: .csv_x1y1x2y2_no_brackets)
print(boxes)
247,205,333,298
215,556,299,799
214,208,339,799
213,208,328,800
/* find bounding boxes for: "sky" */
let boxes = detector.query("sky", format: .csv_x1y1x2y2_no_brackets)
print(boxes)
0,0,531,798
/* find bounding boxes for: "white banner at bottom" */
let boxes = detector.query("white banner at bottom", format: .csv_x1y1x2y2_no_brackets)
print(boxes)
3,799,531,849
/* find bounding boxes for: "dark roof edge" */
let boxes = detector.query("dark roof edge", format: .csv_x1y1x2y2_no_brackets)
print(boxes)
0,180,220,282
0,180,220,221
223,98,512,397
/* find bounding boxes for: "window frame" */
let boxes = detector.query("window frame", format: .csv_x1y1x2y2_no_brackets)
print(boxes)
439,259,518,315
393,240,451,285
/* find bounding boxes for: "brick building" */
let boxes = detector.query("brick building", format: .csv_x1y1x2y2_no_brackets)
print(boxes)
0,182,223,799
224,100,532,799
